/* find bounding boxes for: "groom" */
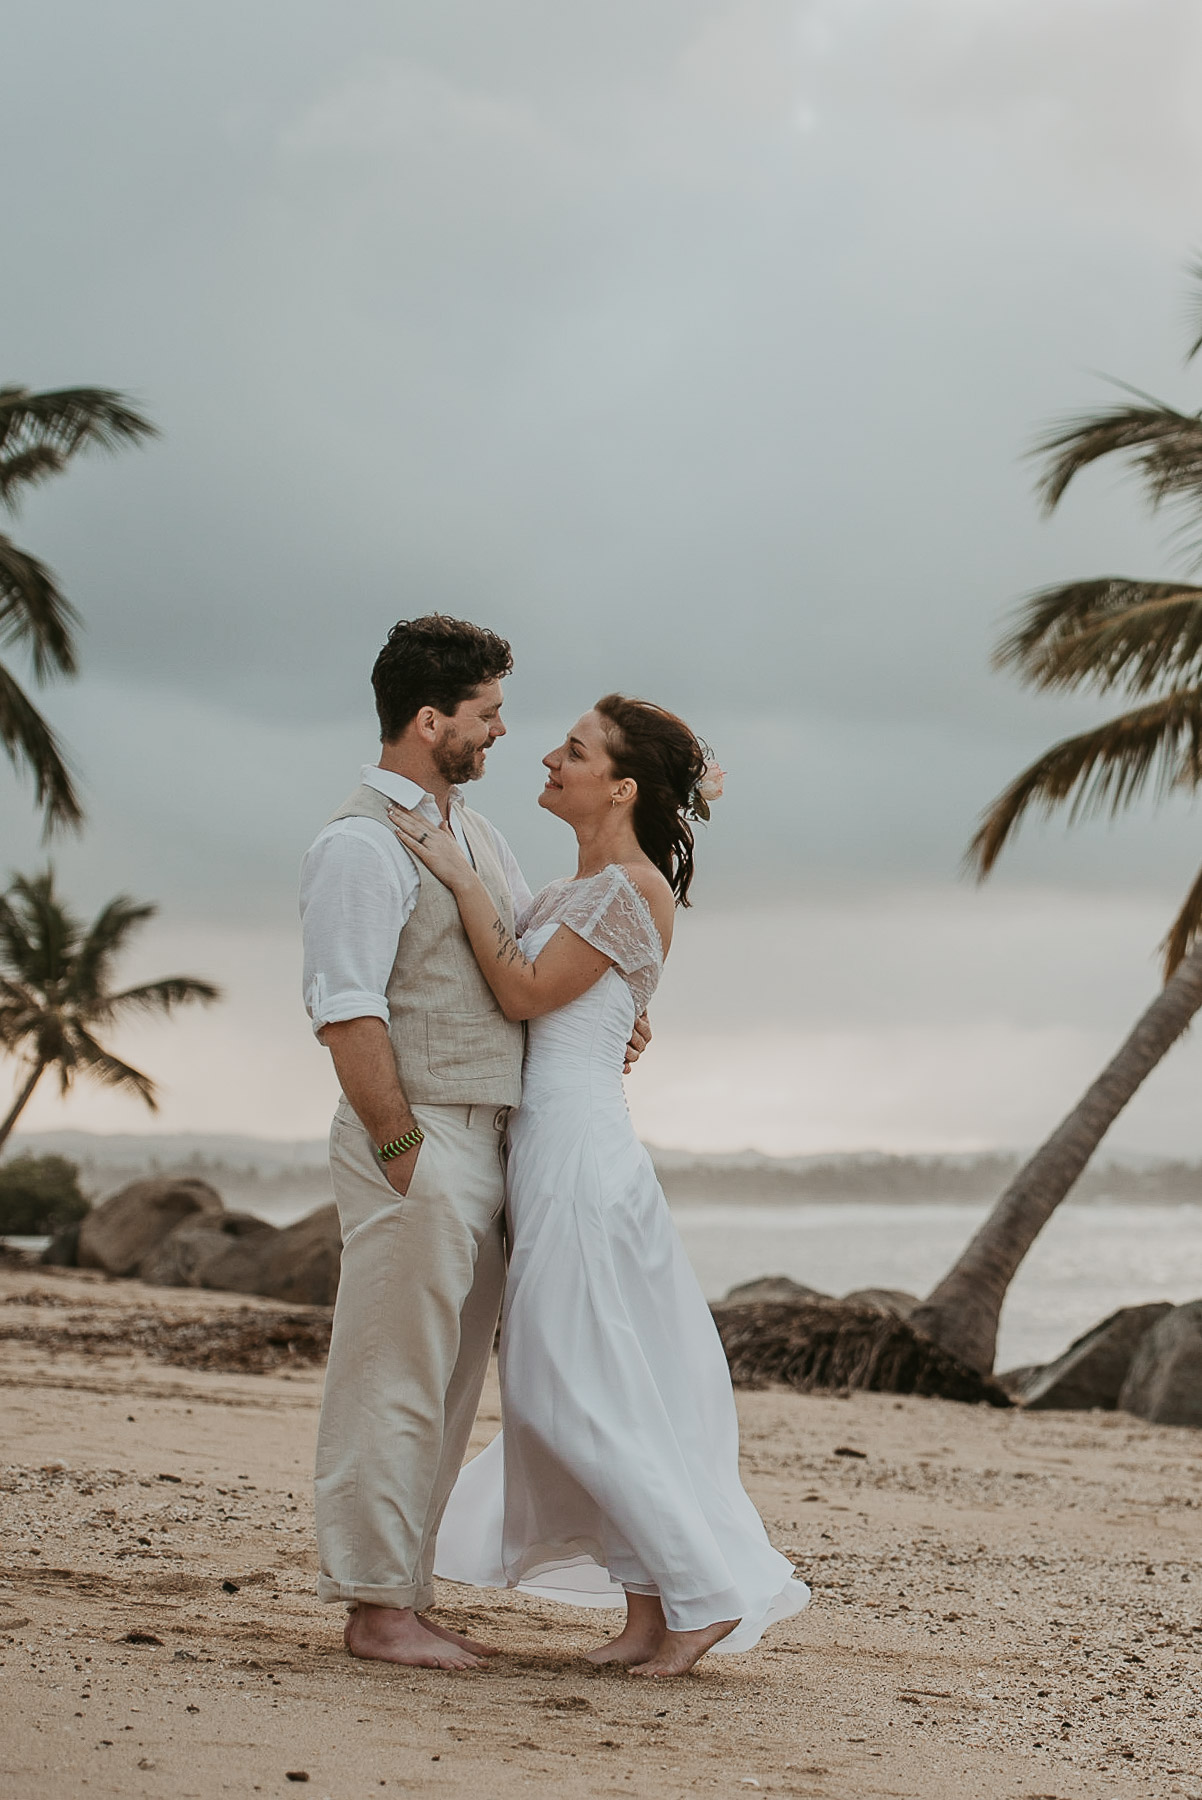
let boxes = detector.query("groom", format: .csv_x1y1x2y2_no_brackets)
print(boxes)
302,614,643,1670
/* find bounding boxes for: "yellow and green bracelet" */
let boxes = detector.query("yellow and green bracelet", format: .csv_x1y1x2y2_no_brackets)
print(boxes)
377,1126,424,1162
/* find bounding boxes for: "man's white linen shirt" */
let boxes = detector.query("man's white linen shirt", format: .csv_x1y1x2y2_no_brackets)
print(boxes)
300,766,534,1036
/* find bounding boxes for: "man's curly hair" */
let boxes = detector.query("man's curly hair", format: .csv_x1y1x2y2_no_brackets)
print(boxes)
371,614,513,742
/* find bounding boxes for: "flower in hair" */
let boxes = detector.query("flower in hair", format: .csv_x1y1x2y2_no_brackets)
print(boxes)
690,759,725,820
697,761,725,803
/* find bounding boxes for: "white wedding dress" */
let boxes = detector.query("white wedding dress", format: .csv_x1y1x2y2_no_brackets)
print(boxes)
434,865,810,1650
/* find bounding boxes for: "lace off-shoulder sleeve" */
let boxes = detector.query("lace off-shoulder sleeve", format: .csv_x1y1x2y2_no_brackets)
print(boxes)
553,867,663,1013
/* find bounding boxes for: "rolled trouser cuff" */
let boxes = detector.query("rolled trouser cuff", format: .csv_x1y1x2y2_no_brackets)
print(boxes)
317,1575,436,1610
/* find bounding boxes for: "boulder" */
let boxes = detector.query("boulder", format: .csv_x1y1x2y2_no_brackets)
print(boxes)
139,1212,278,1288
41,1221,82,1267
718,1275,829,1306
199,1203,342,1307
842,1287,920,1319
1020,1303,1173,1411
1118,1301,1202,1428
77,1178,224,1277
995,1363,1042,1399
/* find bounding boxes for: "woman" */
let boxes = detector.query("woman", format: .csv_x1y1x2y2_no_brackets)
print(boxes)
388,694,809,1676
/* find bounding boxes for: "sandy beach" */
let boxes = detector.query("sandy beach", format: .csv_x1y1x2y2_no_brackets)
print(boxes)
2,1261,1200,1800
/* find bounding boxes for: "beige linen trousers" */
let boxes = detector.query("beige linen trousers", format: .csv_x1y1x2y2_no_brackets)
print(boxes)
314,1095,507,1609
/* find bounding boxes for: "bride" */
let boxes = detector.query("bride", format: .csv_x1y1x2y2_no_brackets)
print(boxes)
388,693,809,1676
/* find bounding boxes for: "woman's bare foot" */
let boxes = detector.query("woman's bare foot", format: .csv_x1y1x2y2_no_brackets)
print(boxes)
629,1618,739,1677
344,1603,482,1669
585,1622,665,1666
420,1616,499,1657
585,1593,666,1666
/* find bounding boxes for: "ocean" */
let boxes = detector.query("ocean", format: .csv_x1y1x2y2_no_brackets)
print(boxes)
671,1200,1202,1372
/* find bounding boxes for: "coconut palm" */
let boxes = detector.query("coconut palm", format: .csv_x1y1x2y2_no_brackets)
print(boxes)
912,269,1202,1375
1,386,157,830
0,868,219,1152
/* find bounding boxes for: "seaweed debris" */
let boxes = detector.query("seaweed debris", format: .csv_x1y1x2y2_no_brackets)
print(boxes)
0,1303,331,1373
711,1300,1010,1407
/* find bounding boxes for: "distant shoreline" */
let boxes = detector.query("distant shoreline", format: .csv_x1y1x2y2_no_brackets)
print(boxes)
5,1129,1201,1211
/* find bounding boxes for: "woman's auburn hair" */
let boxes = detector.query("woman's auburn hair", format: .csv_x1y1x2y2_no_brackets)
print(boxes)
595,693,708,906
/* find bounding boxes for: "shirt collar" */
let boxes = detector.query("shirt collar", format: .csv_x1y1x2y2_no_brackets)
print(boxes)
360,765,463,815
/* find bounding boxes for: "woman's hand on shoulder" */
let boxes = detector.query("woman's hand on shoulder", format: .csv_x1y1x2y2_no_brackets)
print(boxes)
387,806,472,891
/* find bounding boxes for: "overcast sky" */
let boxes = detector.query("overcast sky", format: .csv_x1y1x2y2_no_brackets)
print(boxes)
6,0,1202,1153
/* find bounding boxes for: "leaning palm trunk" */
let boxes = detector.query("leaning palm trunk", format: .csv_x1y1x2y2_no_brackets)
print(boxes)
0,1059,46,1154
911,940,1202,1374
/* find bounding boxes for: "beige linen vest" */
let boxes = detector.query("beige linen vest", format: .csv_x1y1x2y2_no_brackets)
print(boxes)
326,784,524,1107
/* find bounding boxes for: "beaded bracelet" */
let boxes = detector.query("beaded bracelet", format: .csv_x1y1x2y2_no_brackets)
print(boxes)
377,1126,425,1162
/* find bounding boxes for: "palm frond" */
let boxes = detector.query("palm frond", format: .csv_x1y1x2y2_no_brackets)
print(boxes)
0,897,29,977
0,870,80,988
0,387,158,510
1160,858,1202,977
0,666,83,831
1032,402,1202,516
1186,255,1202,363
967,687,1202,878
0,532,79,679
0,971,38,1009
0,446,67,505
102,975,221,1021
996,578,1202,697
0,979,40,1050
68,894,157,1004
66,1024,158,1108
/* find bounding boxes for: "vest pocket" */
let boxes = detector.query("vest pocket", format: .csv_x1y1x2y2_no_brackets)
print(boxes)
424,1011,517,1078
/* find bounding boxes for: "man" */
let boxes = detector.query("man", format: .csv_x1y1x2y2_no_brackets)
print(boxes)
302,615,642,1670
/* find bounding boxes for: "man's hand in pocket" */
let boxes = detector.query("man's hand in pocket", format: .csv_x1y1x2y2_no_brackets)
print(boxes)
383,1138,423,1196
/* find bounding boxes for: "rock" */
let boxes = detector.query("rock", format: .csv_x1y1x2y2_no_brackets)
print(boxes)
139,1212,278,1288
77,1178,224,1277
842,1287,920,1319
711,1298,1011,1406
718,1275,829,1306
1118,1301,1202,1428
40,1221,81,1267
1020,1303,1173,1411
995,1363,1042,1398
199,1203,342,1306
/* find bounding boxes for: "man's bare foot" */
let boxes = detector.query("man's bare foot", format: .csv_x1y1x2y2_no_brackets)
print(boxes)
420,1616,500,1657
344,1603,481,1669
629,1618,739,1677
585,1593,666,1666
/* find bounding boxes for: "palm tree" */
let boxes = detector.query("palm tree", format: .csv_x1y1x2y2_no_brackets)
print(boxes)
912,268,1202,1375
1,386,157,830
0,868,220,1152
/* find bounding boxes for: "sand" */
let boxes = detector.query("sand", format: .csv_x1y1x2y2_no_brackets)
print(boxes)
1,1261,1200,1800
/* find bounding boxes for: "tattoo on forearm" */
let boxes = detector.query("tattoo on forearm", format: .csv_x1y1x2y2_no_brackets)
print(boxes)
490,915,530,970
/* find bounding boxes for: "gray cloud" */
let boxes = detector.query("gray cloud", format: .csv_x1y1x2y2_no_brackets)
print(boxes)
6,1,1202,1148
9,0,1197,740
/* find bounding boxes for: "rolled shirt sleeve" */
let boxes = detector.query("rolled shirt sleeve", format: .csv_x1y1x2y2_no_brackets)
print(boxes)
300,788,535,1038
299,822,418,1034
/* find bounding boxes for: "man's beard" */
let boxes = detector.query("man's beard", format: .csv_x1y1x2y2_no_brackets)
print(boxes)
433,732,485,785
